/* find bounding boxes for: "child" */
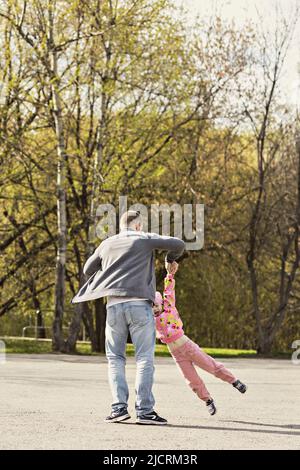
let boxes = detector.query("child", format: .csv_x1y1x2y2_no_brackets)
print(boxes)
153,261,247,415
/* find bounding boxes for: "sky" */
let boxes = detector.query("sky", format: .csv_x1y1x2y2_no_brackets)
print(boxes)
172,0,300,107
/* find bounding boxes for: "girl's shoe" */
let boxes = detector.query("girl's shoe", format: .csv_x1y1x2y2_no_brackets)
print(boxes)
206,399,217,416
232,379,247,394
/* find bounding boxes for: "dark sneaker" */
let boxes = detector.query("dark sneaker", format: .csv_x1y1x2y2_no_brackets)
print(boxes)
232,380,247,394
136,411,168,425
206,399,217,416
104,407,131,423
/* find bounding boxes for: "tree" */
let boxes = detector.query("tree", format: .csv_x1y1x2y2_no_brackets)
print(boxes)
1,1,299,355
241,13,300,354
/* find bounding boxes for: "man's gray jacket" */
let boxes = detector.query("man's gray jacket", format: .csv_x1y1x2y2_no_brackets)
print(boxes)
71,229,185,304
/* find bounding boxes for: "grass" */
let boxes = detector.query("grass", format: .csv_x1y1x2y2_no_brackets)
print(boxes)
0,336,257,358
1,337,53,354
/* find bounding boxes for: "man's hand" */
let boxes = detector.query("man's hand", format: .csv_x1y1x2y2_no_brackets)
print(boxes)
165,260,178,275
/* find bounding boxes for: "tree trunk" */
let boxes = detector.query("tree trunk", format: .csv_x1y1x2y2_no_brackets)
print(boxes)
257,331,273,355
95,298,106,353
86,70,109,355
48,2,68,352
63,303,83,353
83,303,98,352
36,309,46,339
53,261,65,351
31,276,46,339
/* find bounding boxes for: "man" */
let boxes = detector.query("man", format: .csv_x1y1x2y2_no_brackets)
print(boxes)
72,210,185,425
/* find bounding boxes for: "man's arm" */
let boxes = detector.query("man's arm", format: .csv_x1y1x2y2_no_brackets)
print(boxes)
83,247,102,276
147,234,185,262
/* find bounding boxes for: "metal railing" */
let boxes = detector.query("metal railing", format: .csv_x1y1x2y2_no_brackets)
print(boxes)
22,326,69,339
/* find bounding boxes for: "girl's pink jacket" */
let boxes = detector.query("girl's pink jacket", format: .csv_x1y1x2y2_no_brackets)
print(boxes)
155,274,184,344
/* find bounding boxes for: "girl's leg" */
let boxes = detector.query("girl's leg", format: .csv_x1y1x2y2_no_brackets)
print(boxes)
188,341,237,384
172,353,211,402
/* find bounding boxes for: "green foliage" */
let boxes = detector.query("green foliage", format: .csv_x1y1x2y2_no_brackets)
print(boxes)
0,0,299,354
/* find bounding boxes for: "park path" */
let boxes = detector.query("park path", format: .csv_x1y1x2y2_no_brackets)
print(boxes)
1,354,299,450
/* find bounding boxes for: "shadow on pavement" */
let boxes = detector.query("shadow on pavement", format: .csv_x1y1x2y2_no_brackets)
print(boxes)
118,421,300,436
222,420,300,430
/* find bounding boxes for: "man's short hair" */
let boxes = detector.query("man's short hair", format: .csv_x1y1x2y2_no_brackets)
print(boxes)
120,210,142,230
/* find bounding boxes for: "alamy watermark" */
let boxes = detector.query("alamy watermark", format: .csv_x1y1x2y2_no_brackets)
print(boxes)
0,340,6,364
94,196,204,250
291,340,300,365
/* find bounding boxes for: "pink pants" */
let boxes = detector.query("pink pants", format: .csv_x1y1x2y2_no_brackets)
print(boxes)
171,338,237,401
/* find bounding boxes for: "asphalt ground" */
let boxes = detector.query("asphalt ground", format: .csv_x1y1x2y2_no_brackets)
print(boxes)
1,354,299,450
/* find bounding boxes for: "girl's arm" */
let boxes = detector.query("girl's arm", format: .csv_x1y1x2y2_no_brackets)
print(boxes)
163,274,176,312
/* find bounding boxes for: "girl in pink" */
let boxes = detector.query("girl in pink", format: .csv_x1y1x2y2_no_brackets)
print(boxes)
153,261,247,415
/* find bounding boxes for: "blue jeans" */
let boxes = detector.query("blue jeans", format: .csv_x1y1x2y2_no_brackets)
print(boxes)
105,300,156,417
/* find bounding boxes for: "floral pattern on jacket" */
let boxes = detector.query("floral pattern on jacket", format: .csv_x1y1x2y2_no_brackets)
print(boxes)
155,274,184,344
